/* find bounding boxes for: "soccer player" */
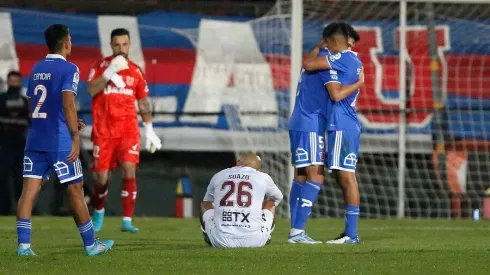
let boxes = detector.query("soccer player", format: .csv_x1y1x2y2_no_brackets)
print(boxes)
304,22,364,244
17,24,114,256
200,153,283,248
303,23,360,71
287,26,363,244
87,28,162,233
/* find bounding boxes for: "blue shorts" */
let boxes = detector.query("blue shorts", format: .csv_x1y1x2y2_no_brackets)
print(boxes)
23,151,84,184
327,130,360,173
289,130,326,168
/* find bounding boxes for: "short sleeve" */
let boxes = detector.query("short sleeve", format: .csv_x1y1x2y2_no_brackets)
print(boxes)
264,174,284,206
87,61,103,82
134,67,149,100
319,69,340,85
325,52,351,72
62,65,80,94
203,174,218,201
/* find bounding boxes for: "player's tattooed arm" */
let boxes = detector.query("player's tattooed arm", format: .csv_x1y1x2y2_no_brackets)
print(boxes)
137,98,153,123
325,68,365,102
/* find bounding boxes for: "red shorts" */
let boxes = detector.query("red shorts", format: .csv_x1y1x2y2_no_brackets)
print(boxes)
91,136,140,172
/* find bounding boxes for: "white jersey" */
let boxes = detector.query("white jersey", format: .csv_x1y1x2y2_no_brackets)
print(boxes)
203,166,283,237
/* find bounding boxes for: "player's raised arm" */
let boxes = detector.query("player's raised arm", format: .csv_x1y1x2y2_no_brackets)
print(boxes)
323,67,364,102
303,55,332,71
86,55,129,97
303,24,360,72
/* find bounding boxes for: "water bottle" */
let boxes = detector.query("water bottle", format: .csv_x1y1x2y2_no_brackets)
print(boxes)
472,209,480,221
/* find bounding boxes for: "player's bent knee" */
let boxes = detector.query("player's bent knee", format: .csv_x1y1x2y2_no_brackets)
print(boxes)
334,170,357,188
66,182,84,196
121,162,136,176
93,171,109,185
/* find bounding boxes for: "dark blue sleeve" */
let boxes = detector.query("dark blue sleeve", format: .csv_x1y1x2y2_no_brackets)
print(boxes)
326,52,352,72
61,64,79,94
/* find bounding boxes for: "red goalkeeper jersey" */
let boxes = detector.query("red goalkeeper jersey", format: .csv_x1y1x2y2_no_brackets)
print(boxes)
88,56,149,138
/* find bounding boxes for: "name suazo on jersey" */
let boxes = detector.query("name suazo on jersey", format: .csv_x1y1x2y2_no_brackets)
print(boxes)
203,166,283,237
88,56,149,138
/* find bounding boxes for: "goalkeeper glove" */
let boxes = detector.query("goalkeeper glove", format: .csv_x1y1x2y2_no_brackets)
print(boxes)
143,122,162,153
110,74,126,88
103,55,129,83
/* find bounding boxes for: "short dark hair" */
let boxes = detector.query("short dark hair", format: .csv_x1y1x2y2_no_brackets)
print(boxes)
322,22,350,42
44,24,70,53
111,28,130,39
347,25,360,42
7,70,21,80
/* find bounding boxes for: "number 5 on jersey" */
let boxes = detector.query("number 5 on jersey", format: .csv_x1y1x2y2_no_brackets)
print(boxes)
32,84,47,119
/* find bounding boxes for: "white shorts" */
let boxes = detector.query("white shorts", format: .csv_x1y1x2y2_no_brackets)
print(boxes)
202,209,274,248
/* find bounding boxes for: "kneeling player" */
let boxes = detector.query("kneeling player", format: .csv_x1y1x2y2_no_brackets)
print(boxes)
200,153,283,248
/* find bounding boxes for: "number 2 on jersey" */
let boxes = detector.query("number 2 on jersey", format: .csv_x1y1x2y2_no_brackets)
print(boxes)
32,84,47,119
220,181,253,208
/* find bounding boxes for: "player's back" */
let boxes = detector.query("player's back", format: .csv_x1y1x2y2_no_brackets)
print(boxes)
25,54,79,152
289,50,330,132
325,50,362,132
210,166,274,237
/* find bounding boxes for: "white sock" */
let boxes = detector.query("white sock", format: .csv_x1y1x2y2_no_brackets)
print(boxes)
290,228,304,236
20,243,31,249
95,208,105,214
123,217,132,222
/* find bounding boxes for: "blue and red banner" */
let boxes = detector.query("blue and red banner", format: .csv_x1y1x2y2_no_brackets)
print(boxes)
1,8,488,151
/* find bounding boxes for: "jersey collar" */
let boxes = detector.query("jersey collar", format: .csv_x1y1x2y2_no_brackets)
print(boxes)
45,54,66,60
343,49,358,56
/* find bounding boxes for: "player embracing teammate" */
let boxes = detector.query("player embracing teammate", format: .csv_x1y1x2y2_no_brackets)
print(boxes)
87,28,162,233
288,22,364,244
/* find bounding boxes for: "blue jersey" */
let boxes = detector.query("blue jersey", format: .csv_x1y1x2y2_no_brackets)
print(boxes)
320,50,362,132
25,54,80,152
288,50,330,132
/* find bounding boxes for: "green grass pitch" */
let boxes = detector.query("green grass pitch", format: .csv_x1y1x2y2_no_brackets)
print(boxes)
0,217,489,275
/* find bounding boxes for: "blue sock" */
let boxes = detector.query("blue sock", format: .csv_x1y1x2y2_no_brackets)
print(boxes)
289,180,303,228
292,180,321,230
77,220,95,247
345,204,360,238
16,218,32,245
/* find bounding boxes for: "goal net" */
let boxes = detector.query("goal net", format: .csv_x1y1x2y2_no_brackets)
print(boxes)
177,0,490,219
262,0,490,218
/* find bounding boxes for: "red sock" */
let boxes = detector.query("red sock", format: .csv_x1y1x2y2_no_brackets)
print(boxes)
121,178,137,219
93,184,109,211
